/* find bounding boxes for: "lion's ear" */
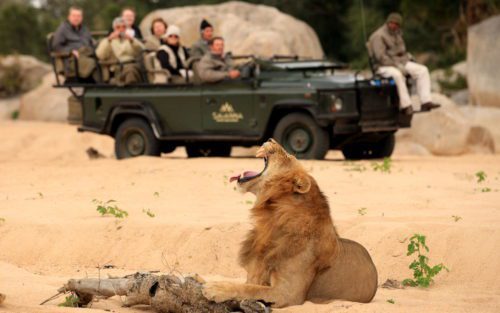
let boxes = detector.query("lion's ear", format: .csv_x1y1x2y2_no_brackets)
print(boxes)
293,175,311,194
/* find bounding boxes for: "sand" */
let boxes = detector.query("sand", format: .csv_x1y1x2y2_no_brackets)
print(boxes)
0,120,499,312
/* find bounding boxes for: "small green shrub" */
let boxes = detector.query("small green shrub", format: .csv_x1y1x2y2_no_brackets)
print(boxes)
387,299,395,304
358,207,367,216
475,171,486,183
94,199,128,218
451,215,462,222
58,293,80,307
143,208,155,218
372,157,392,173
402,234,448,287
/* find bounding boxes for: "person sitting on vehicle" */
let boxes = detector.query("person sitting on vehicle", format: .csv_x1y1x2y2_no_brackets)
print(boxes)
145,18,168,51
198,37,240,83
156,25,191,84
96,17,145,85
368,13,440,115
107,7,143,40
190,19,213,59
52,6,96,82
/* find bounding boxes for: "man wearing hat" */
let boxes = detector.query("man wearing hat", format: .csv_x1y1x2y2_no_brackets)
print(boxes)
190,19,214,59
368,13,439,115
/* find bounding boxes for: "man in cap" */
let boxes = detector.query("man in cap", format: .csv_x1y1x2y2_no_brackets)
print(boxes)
190,19,214,59
368,13,439,115
198,36,240,83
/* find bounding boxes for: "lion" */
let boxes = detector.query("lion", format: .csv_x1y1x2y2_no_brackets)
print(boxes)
202,139,378,308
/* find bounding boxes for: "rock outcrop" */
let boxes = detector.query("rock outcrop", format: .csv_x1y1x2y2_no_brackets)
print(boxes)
18,73,70,122
0,55,50,95
467,15,500,107
396,94,495,155
140,1,324,59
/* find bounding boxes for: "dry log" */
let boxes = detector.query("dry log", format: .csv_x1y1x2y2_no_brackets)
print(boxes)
57,272,270,313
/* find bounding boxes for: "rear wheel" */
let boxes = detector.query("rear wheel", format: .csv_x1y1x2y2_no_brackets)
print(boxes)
185,143,232,158
341,133,395,160
272,113,329,160
114,118,161,159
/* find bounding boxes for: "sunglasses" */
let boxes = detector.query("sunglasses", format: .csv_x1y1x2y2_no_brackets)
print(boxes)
168,35,179,38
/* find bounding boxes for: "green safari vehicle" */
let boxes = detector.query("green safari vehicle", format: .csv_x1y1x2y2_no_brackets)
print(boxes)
54,57,420,160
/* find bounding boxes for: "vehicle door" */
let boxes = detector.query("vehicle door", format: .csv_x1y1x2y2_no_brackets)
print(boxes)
201,80,258,135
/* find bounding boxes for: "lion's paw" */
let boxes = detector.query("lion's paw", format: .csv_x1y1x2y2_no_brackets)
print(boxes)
202,281,238,303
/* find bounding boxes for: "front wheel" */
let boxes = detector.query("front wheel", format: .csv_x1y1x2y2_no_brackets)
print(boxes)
272,113,329,160
114,118,161,159
341,134,395,160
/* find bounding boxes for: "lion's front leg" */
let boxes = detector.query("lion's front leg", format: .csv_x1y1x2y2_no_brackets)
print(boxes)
203,281,274,304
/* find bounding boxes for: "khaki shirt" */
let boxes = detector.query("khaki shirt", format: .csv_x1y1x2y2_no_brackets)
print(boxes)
197,52,233,83
96,37,144,63
368,24,409,68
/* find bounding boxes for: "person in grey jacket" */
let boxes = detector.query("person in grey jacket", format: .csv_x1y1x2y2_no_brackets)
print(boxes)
52,6,95,79
190,19,213,59
368,13,439,114
198,37,240,83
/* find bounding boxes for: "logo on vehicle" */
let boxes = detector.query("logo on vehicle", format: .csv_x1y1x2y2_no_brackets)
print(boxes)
212,102,244,123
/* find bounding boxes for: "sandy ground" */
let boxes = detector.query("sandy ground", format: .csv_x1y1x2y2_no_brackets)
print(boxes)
0,120,500,312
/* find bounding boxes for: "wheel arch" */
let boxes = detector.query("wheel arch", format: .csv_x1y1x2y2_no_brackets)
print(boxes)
104,102,163,138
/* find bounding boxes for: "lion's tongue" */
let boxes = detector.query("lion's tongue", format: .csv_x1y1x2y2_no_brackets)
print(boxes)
229,171,260,183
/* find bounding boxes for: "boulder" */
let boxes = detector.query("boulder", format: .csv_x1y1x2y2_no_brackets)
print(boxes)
467,15,500,107
140,1,324,59
0,54,50,95
460,106,500,152
18,73,70,122
396,93,495,155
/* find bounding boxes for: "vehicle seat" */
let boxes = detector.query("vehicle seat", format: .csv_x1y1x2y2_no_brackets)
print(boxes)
143,50,171,84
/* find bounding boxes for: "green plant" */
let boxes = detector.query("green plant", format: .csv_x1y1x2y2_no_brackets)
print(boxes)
11,110,19,120
372,158,392,173
143,208,155,218
94,199,128,218
358,207,367,216
481,187,491,193
451,215,462,222
153,191,159,197
387,299,395,304
402,234,448,287
476,171,486,183
0,217,5,223
58,293,80,307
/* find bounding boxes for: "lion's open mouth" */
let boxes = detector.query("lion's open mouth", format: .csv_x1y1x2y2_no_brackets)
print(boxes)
230,157,268,184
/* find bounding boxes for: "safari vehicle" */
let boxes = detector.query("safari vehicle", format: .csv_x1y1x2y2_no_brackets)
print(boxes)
50,44,419,160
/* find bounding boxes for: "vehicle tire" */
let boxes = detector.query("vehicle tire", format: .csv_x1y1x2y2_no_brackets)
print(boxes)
272,113,329,160
114,118,161,159
185,143,232,158
341,133,395,160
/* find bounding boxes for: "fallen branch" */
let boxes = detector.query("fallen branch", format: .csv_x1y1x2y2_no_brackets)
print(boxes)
54,272,270,313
